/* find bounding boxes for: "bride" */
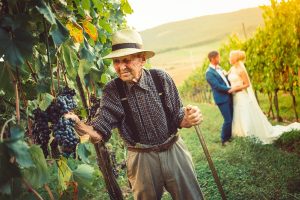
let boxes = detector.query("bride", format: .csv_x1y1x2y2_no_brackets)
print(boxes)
227,50,300,144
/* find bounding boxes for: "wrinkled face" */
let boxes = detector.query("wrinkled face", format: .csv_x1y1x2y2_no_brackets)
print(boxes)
113,53,146,83
211,54,220,65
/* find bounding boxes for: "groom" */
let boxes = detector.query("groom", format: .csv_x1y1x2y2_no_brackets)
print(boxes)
206,51,234,146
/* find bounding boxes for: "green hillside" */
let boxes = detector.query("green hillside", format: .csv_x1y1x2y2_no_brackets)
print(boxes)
141,7,264,85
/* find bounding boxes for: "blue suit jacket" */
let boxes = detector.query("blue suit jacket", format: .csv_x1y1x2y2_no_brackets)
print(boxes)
206,67,231,105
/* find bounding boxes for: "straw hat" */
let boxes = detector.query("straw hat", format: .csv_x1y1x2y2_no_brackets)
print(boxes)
103,29,155,59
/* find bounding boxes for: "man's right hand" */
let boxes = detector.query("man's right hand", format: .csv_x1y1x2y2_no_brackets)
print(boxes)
64,112,80,123
228,86,239,93
180,105,203,128
64,112,103,144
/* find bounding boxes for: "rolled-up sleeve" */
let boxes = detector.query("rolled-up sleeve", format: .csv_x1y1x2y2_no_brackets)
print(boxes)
87,81,122,142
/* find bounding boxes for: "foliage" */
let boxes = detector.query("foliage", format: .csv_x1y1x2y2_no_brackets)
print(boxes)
0,0,132,198
274,129,300,155
180,0,300,121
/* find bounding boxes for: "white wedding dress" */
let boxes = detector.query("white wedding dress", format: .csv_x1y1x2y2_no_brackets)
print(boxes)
228,65,300,144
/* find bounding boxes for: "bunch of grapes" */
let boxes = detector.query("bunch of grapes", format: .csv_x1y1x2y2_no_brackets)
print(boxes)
32,108,51,157
59,87,76,96
57,87,77,114
53,117,80,158
32,87,80,158
46,87,77,124
46,101,61,124
56,95,77,114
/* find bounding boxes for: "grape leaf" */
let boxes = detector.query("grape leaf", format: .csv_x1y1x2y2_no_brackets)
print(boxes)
101,73,111,84
50,19,70,46
62,45,79,79
39,93,54,111
5,126,34,168
83,20,98,41
0,143,21,193
78,59,93,82
72,164,94,187
22,145,50,188
0,61,14,97
0,28,34,66
77,143,91,164
79,38,95,61
57,157,72,191
81,0,91,11
66,22,84,43
121,0,133,14
35,0,56,25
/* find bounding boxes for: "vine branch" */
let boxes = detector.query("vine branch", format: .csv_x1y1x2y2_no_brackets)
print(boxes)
22,179,44,200
0,116,15,142
44,184,55,200
26,60,39,83
43,18,55,96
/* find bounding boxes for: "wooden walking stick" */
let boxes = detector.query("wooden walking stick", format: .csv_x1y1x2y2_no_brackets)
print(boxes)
83,118,123,199
194,125,227,200
93,142,124,200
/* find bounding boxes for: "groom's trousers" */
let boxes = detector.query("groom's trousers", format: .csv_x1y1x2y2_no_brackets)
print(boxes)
218,100,233,142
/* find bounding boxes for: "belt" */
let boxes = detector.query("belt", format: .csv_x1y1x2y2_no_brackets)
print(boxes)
127,135,179,153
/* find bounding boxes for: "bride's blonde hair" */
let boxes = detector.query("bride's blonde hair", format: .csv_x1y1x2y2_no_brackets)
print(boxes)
230,50,246,63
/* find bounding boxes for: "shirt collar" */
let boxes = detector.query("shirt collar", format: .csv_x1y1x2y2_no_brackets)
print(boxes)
126,69,150,91
209,64,221,70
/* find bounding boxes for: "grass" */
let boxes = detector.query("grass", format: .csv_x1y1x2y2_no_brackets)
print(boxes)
162,102,300,200
87,101,300,200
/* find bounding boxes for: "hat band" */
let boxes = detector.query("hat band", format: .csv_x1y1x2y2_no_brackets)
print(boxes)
112,43,142,51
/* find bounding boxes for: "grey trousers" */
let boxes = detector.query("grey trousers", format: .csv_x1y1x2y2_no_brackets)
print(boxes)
127,137,204,200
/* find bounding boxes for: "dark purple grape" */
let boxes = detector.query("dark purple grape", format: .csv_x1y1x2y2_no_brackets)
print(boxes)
32,108,51,158
46,87,77,124
53,117,79,158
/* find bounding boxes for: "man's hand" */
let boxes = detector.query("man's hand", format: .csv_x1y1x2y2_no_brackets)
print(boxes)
228,86,239,93
64,112,102,144
64,112,80,123
228,88,234,94
228,86,242,94
180,105,203,128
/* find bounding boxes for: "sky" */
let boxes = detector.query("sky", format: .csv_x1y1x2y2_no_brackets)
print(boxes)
126,0,271,31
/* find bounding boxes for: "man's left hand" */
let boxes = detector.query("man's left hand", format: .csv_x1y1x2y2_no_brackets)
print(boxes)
180,105,203,128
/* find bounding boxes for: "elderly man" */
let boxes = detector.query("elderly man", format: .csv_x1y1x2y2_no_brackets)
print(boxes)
66,29,204,200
